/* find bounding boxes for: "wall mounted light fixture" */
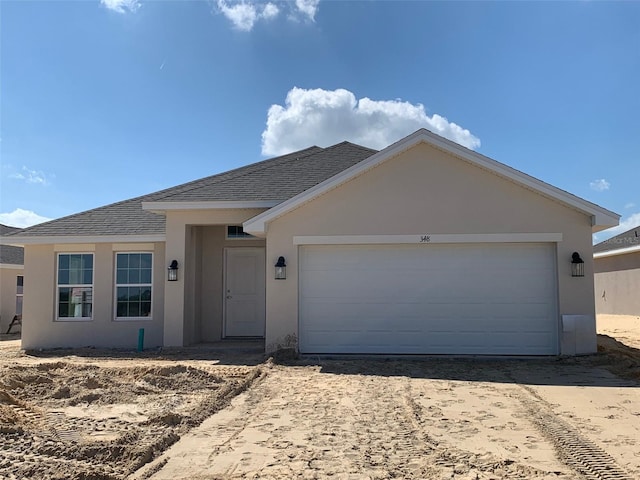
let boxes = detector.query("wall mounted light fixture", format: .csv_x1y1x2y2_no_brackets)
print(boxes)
571,252,584,277
275,256,286,280
168,260,179,281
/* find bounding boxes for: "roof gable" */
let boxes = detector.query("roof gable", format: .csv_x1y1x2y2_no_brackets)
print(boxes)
244,129,620,235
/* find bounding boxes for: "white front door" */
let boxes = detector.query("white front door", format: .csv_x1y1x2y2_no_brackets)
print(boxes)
224,247,266,337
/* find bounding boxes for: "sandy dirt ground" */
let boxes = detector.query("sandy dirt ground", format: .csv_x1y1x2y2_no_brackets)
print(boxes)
137,357,640,480
0,342,264,480
597,314,640,349
1,315,640,480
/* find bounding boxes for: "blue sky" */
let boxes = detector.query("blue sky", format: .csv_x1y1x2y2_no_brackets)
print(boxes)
1,0,639,242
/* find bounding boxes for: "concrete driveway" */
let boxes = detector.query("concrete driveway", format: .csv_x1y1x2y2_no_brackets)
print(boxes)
136,357,640,480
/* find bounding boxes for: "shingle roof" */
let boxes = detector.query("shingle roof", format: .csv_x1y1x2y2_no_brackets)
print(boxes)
593,225,640,253
153,142,376,202
0,225,24,265
0,224,20,236
6,142,377,239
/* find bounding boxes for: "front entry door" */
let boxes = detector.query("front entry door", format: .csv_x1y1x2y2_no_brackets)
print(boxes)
224,248,266,337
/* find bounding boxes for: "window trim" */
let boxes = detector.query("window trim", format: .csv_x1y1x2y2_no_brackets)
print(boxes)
226,225,256,240
113,251,153,321
56,253,94,322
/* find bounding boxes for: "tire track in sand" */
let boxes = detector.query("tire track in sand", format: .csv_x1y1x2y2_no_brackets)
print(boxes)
516,384,633,480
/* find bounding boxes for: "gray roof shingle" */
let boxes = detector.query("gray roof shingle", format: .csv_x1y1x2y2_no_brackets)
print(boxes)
594,225,640,253
7,142,377,239
153,142,377,202
0,225,24,265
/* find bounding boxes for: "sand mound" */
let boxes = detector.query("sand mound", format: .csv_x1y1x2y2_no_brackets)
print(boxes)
0,360,262,480
597,334,640,381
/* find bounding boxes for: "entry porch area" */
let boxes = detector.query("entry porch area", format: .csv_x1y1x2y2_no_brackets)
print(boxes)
160,209,268,348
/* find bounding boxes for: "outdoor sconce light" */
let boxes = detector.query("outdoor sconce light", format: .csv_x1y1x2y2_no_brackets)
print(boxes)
168,260,179,281
275,256,287,280
571,252,584,277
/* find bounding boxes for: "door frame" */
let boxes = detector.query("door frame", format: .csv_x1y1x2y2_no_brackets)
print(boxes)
222,246,266,338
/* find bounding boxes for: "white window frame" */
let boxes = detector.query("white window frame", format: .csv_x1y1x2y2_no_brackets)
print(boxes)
15,275,23,316
56,253,94,322
114,252,153,321
226,225,256,240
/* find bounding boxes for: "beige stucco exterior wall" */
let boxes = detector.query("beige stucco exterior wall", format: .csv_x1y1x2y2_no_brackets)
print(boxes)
264,142,596,354
163,210,267,346
0,265,23,332
21,242,165,349
594,253,640,315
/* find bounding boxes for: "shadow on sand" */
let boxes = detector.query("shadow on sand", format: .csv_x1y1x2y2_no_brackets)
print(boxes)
13,335,640,386
285,335,640,388
22,339,267,367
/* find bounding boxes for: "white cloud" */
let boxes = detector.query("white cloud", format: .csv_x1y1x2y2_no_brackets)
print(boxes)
0,208,52,228
216,1,280,31
589,178,610,192
215,1,318,30
261,87,481,156
625,202,636,209
262,2,279,20
593,212,640,244
295,0,320,21
9,166,52,186
100,0,140,14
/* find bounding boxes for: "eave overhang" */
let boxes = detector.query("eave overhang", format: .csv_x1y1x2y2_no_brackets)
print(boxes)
594,245,640,259
142,200,283,214
0,234,166,247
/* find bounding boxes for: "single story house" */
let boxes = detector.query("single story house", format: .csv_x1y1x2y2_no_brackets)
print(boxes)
594,225,640,315
0,224,24,333
2,129,619,355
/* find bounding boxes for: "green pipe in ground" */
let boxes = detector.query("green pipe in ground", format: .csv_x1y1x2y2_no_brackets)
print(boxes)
137,328,144,352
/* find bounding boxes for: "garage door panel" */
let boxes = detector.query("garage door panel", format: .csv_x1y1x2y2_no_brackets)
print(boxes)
302,300,407,320
306,332,427,352
299,243,558,355
303,272,458,299
481,302,552,319
303,302,554,328
304,274,550,302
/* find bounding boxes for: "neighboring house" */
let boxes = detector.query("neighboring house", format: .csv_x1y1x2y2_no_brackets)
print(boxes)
593,226,640,315
0,224,24,333
1,129,620,355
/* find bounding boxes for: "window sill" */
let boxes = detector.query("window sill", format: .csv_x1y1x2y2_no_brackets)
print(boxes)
225,236,258,240
114,317,153,322
55,318,93,322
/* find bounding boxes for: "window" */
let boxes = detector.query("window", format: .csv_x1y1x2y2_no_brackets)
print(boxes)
115,253,152,319
226,225,255,239
57,254,93,320
15,276,23,316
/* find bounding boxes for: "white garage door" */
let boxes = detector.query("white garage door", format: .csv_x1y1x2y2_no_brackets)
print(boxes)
299,243,558,355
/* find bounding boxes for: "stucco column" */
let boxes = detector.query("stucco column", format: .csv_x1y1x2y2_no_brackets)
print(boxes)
21,245,55,349
163,214,187,346
557,224,597,354
265,234,299,353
